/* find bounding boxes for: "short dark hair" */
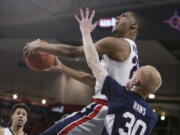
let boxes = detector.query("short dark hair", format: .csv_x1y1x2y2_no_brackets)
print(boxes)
12,103,30,115
132,12,146,35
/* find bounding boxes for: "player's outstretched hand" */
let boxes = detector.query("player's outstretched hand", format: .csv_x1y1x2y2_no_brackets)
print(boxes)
23,39,47,60
75,8,98,34
23,39,40,60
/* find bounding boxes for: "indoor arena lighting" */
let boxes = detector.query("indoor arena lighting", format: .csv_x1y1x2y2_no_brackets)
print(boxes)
12,94,18,99
160,112,166,121
160,115,166,121
153,109,156,112
42,99,47,104
148,94,155,99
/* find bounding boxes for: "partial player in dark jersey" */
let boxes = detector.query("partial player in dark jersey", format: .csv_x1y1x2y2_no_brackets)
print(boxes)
101,72,160,135
76,8,162,135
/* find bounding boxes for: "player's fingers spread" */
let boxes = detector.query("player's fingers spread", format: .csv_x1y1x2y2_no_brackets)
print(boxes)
90,10,95,21
85,8,89,19
75,15,81,23
80,9,84,20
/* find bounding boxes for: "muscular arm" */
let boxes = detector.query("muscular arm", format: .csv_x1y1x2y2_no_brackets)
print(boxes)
49,57,96,88
38,37,130,61
25,36,130,61
36,43,84,58
60,64,96,87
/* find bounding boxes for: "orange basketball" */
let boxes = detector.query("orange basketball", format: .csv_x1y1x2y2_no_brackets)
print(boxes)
25,51,55,71
24,41,55,71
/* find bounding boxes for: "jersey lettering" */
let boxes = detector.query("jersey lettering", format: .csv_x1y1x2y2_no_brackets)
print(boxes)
118,112,147,135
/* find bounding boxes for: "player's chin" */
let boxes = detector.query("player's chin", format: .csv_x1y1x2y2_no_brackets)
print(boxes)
112,28,119,36
16,122,24,127
112,29,117,35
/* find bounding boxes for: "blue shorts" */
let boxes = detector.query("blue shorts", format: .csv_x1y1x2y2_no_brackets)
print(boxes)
40,99,108,135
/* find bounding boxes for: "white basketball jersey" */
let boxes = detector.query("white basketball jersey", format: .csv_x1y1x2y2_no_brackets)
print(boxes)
93,38,139,100
4,128,13,135
3,127,27,135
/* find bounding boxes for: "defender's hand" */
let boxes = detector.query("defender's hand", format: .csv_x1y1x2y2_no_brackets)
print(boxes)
75,8,98,34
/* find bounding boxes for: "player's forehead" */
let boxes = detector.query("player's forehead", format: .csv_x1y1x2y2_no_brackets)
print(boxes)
14,108,27,115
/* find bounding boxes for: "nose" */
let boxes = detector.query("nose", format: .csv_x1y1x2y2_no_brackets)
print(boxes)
18,114,24,118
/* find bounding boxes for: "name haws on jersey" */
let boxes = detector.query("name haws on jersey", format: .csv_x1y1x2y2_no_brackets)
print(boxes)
133,101,146,116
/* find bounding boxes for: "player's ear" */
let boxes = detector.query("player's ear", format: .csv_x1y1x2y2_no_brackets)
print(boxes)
132,79,141,86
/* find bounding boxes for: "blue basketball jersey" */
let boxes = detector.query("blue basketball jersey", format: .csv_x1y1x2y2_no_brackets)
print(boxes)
101,76,158,135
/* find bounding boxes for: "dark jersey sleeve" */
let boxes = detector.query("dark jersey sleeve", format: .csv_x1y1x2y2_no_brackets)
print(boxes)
101,76,126,99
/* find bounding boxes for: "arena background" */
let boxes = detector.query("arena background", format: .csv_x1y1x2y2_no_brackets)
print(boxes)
0,0,180,134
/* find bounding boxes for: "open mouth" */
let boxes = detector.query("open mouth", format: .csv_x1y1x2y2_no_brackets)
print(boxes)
116,21,119,26
17,119,23,123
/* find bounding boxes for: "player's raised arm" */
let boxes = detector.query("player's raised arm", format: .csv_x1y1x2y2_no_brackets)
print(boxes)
75,8,108,86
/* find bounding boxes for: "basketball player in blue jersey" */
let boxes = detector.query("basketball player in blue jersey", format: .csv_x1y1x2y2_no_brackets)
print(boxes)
24,9,144,135
76,8,162,135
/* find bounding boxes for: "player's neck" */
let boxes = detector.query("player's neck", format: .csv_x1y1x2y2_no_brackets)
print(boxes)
117,33,137,41
10,125,24,135
131,88,147,99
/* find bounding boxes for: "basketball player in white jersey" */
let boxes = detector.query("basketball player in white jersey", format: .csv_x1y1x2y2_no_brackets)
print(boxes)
77,9,161,135
24,8,145,135
0,103,29,135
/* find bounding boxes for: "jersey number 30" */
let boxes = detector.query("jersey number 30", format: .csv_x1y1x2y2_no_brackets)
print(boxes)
119,112,147,135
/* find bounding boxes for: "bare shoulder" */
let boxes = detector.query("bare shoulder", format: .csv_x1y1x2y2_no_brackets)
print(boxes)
0,127,4,135
95,37,131,58
96,37,130,50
